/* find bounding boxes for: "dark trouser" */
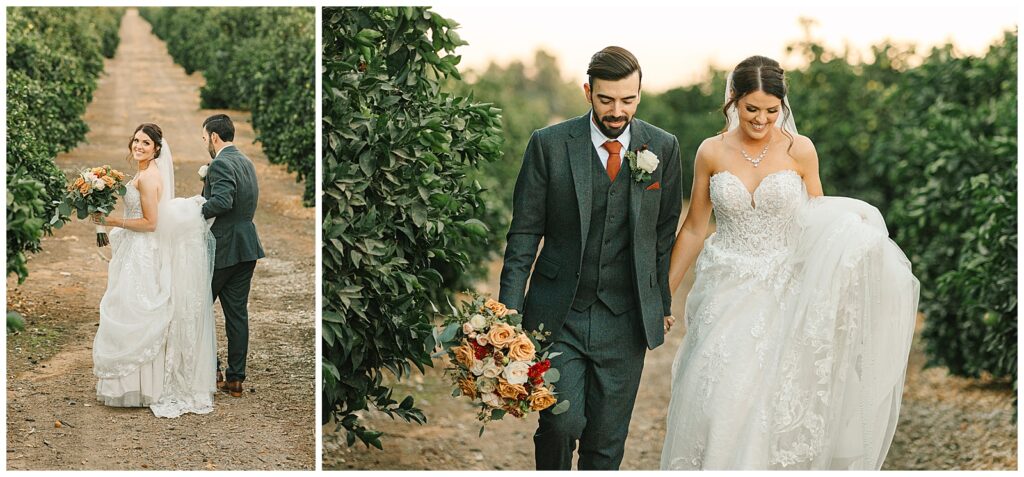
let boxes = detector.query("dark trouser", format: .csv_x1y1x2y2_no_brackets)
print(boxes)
534,300,647,470
211,260,257,383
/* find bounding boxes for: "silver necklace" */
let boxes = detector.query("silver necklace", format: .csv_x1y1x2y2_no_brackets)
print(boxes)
739,141,771,168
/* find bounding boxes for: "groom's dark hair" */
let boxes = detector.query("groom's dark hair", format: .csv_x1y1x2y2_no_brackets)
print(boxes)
587,46,642,88
203,114,235,142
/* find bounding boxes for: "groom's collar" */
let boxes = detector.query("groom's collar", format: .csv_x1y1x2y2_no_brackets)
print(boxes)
214,143,236,159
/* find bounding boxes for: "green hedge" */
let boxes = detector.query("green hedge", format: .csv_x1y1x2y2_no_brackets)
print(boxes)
6,7,123,283
321,7,503,448
139,7,315,204
880,32,1017,383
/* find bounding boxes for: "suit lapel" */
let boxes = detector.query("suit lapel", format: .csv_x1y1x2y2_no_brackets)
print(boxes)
628,120,650,242
567,114,593,247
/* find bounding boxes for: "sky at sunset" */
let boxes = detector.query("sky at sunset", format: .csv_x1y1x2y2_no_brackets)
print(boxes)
434,3,1018,92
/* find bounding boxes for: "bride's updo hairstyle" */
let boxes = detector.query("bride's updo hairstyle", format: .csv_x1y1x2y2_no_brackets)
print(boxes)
721,55,794,149
126,123,163,162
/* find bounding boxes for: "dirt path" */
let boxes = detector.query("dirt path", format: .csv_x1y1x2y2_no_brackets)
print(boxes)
323,250,1016,470
6,9,315,471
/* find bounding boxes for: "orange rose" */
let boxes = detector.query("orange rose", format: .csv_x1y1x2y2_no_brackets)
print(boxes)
458,376,478,400
79,182,91,195
506,333,536,362
497,377,528,400
484,298,509,317
91,167,105,176
528,386,557,411
112,170,125,181
452,342,475,368
487,323,517,349
102,176,116,187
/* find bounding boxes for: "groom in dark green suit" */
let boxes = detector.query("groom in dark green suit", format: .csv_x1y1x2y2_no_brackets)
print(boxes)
201,114,265,398
499,47,683,470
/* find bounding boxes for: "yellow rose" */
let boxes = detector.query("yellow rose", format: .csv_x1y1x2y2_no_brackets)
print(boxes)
487,323,517,349
458,377,478,400
484,298,509,317
506,333,536,362
452,342,475,369
497,377,527,400
528,386,557,411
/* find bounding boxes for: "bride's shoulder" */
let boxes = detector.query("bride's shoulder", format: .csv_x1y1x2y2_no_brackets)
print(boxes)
785,133,818,164
696,133,728,159
136,166,163,188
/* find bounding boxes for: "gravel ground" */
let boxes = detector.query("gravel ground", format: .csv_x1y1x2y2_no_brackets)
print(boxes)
324,265,1016,470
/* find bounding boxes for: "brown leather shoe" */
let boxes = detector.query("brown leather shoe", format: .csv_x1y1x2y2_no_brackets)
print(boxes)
216,371,226,391
225,380,243,397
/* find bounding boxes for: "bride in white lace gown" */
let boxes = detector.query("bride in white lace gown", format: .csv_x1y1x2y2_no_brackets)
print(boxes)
660,57,919,470
92,123,217,418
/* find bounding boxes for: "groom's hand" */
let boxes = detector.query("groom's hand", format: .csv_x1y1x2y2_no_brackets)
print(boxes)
664,315,676,334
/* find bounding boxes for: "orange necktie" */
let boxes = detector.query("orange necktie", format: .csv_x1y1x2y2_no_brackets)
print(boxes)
603,140,622,182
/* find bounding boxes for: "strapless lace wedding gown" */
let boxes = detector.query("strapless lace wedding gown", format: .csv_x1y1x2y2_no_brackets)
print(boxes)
93,181,218,417
661,169,919,470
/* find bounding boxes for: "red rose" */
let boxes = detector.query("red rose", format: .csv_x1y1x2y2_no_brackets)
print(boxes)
528,359,551,379
469,341,490,360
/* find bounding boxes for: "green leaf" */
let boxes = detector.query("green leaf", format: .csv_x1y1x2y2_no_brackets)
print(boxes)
543,368,560,385
550,400,570,415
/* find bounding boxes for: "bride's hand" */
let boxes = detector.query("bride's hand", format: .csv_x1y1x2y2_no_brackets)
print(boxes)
90,212,104,225
664,315,676,334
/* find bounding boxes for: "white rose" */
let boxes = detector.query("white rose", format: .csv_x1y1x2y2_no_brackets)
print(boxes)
92,178,106,191
502,360,531,385
198,164,209,178
83,172,98,182
481,392,503,408
470,357,485,376
469,314,487,330
481,357,502,379
636,149,659,173
475,334,490,347
462,322,474,335
476,377,497,394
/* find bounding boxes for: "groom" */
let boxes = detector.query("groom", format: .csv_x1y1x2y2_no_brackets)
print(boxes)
499,46,682,470
201,114,265,398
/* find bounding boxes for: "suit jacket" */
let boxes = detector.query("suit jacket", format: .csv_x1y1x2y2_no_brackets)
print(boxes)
202,145,266,269
498,113,683,349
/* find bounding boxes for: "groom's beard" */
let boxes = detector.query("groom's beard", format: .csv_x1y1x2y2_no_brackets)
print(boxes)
594,113,631,139
207,142,216,159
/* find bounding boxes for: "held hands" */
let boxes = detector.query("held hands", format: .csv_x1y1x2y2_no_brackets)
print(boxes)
664,315,676,334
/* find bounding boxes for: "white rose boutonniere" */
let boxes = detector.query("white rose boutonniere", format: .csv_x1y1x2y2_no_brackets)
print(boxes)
625,145,658,183
198,164,210,181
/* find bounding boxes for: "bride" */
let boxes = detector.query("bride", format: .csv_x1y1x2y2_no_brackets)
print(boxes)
91,123,217,418
660,56,919,469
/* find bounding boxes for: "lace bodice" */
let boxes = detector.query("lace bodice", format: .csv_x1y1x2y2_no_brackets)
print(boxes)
123,181,143,220
708,169,806,255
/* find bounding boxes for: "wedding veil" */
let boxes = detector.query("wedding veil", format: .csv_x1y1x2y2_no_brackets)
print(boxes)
155,138,175,203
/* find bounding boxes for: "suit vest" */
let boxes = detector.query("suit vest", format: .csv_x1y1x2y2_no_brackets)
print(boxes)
571,147,635,314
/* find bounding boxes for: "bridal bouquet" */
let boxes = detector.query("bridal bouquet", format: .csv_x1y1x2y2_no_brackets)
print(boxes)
434,293,568,432
55,165,128,247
